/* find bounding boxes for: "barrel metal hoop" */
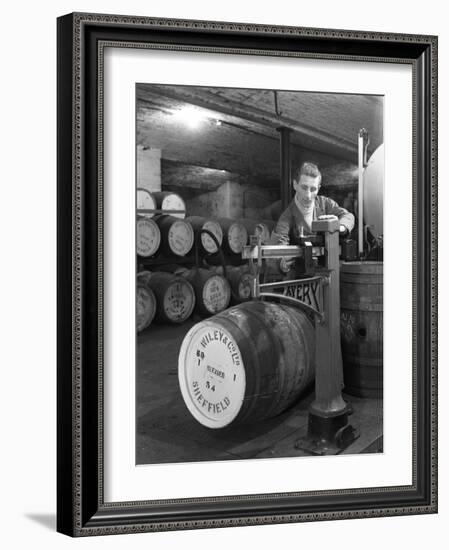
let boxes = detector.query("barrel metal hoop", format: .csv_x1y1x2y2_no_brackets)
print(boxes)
138,209,186,215
340,302,383,312
341,353,383,367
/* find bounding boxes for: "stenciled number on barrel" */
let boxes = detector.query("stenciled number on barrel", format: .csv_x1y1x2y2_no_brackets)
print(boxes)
196,349,205,365
179,325,245,426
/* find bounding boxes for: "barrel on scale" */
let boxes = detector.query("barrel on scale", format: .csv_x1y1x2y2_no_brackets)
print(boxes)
340,261,383,397
178,301,315,428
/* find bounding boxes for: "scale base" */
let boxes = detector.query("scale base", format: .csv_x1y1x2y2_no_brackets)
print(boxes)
295,406,359,456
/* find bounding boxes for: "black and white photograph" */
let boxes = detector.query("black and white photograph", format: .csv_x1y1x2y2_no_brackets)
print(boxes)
135,83,384,465
52,7,437,540
0,0,443,546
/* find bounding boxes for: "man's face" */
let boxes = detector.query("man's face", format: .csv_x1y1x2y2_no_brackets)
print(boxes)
293,175,321,208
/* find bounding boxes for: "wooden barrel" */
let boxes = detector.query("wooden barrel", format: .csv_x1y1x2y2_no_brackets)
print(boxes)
182,268,231,317
152,191,186,219
185,216,223,254
136,217,161,257
137,270,153,288
136,284,157,332
155,215,194,257
238,218,258,239
147,272,196,323
178,301,315,428
137,188,157,218
340,261,383,397
214,265,254,303
217,218,248,255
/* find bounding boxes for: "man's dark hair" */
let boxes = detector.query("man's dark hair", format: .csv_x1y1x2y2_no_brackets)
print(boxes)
293,162,322,183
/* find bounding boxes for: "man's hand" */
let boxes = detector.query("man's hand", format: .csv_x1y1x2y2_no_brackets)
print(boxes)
317,214,347,235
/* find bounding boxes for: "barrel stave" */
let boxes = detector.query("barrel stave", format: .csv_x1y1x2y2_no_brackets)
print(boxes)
216,304,281,425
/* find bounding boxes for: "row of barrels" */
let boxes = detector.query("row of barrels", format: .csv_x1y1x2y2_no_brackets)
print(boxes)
137,266,255,332
138,188,282,229
137,214,276,258
137,189,187,219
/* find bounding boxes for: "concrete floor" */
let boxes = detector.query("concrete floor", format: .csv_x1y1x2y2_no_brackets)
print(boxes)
136,319,383,465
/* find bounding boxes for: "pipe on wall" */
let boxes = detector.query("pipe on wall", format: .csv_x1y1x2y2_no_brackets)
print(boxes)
277,127,292,211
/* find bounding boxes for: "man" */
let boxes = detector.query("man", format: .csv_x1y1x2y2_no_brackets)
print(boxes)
272,162,355,272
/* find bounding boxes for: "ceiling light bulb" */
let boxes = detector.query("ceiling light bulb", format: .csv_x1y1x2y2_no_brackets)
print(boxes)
173,106,204,129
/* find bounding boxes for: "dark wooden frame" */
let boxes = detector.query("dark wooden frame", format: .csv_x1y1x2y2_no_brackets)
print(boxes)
57,12,438,536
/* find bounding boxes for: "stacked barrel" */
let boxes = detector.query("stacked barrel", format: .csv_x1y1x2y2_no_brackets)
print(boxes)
185,216,223,255
137,191,275,263
136,271,157,333
137,190,193,259
212,265,255,304
136,189,279,333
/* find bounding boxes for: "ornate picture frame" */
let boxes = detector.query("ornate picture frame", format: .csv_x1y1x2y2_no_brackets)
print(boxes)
57,12,437,536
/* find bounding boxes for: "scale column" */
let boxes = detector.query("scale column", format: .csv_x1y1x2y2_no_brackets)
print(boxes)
312,218,346,414
296,218,358,455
